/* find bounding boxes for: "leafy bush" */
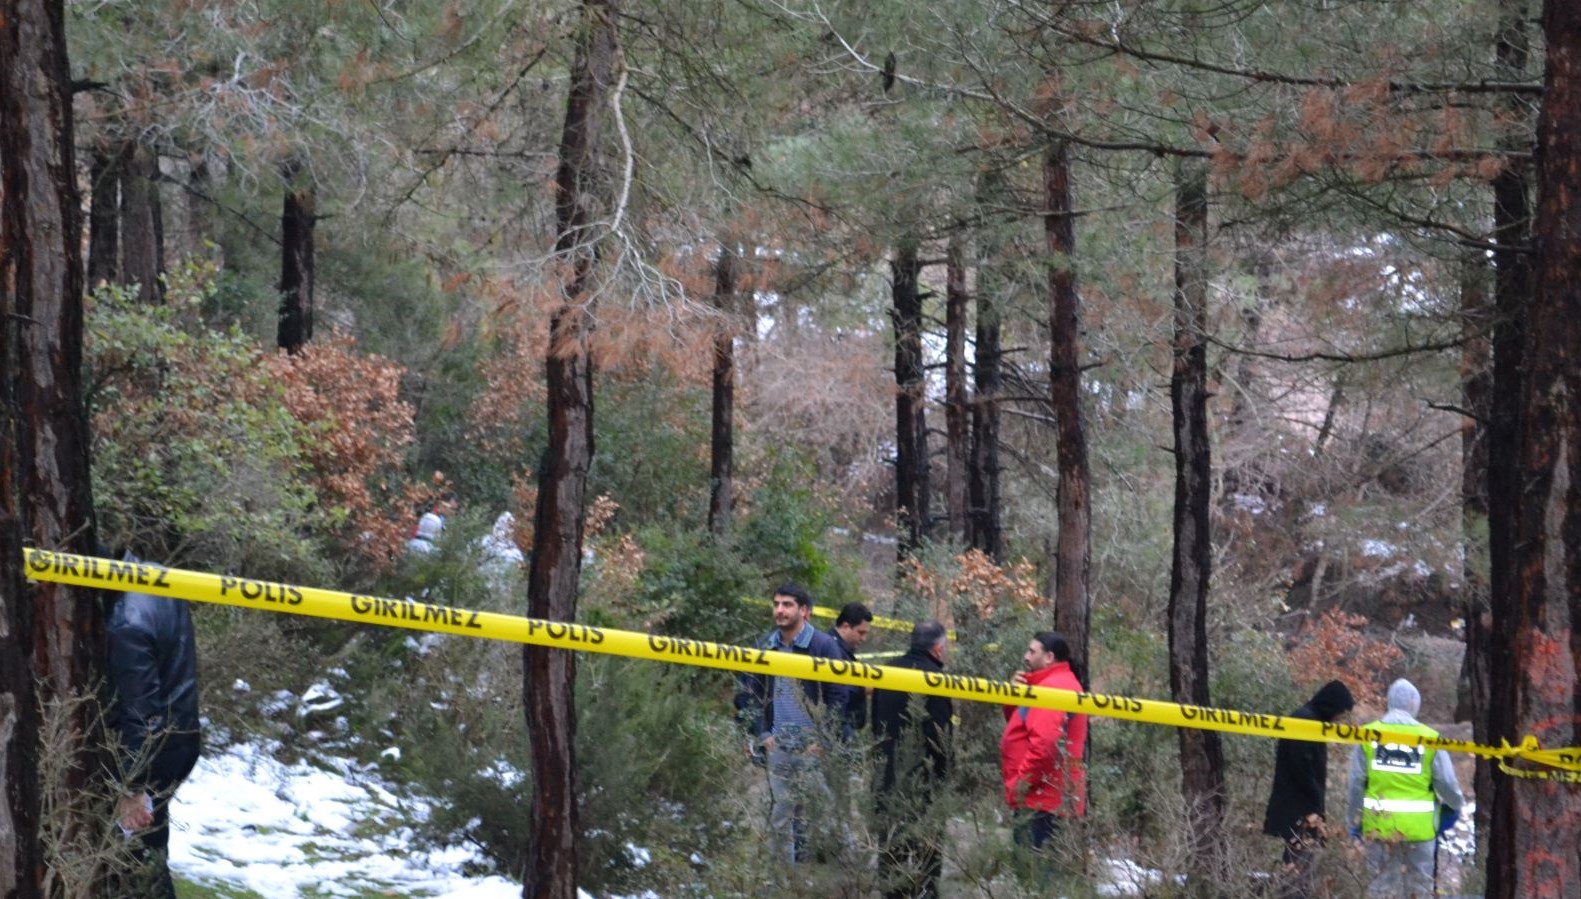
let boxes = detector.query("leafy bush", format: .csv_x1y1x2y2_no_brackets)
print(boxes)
86,265,327,580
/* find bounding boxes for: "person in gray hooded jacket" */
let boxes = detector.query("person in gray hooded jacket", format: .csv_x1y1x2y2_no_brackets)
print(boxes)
1346,678,1464,898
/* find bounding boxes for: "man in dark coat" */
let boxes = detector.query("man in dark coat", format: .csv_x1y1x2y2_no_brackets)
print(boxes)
1262,679,1355,899
870,620,952,899
829,601,874,734
108,569,203,899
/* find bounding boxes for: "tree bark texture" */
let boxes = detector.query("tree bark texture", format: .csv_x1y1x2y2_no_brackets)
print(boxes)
1486,1,1581,895
1456,248,1496,843
944,238,970,544
277,162,316,353
968,171,1006,561
708,242,737,538
892,239,928,557
524,2,618,896
1,0,104,894
85,149,120,289
1166,160,1227,887
1045,135,1092,681
118,141,163,305
1482,0,1534,859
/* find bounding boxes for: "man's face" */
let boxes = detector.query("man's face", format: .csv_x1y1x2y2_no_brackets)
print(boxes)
772,594,806,631
839,620,871,648
1023,638,1055,671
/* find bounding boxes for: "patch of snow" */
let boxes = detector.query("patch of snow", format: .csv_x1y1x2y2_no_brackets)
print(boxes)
299,682,344,716
1361,539,1397,558
170,741,522,897
1230,493,1267,515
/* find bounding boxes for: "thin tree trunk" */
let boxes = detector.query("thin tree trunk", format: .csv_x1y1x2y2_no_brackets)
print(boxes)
1,0,105,894
1166,159,1227,888
277,161,315,353
1486,2,1581,895
118,141,163,304
969,172,1006,561
892,238,928,557
86,149,120,289
708,241,737,538
523,1,618,895
1045,134,1092,682
944,238,970,544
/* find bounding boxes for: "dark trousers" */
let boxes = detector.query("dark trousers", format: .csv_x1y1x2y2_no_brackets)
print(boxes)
876,791,942,899
1014,809,1060,851
117,734,201,899
1013,810,1084,886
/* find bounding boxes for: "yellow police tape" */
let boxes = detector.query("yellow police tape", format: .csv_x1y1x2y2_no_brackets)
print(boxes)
24,549,1581,781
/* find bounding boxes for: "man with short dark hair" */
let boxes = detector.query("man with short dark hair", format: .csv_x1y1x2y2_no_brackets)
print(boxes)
734,583,853,863
1000,631,1087,860
829,601,874,733
871,620,953,899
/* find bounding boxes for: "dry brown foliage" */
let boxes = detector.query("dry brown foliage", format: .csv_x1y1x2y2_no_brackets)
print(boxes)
901,549,1045,628
268,332,437,570
1285,608,1403,700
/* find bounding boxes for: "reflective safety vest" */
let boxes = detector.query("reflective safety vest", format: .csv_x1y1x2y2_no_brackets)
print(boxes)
1361,721,1439,842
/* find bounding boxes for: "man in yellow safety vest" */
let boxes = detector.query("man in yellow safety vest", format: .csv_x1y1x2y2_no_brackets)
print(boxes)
1346,678,1465,897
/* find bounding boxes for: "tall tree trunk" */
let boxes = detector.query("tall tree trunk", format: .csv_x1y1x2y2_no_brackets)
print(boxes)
277,161,315,353
1456,248,1496,846
944,238,970,544
969,173,1006,561
1045,134,1092,681
86,148,120,289
1166,160,1227,887
1480,0,1534,858
1,0,105,894
523,1,618,896
708,241,737,538
118,141,163,304
1487,2,1581,895
892,238,928,557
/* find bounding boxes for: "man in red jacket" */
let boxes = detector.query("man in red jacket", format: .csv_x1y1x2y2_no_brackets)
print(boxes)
1000,631,1088,862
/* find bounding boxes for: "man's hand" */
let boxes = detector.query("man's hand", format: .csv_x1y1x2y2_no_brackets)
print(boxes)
118,792,153,831
1011,671,1028,687
761,735,775,754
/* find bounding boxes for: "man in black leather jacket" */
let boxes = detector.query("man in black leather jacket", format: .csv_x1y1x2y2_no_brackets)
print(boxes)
108,560,202,899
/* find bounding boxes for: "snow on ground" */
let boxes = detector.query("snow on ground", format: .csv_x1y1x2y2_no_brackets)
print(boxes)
170,740,522,898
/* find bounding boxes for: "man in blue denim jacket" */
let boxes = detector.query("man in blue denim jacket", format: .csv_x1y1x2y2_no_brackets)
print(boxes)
734,583,853,862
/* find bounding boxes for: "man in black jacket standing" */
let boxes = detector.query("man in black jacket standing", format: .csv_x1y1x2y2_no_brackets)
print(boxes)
829,601,874,735
871,620,952,899
108,570,202,899
1262,679,1354,899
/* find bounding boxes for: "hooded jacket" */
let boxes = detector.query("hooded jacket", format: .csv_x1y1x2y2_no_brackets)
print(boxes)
999,660,1088,815
1346,679,1465,840
1262,680,1355,839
